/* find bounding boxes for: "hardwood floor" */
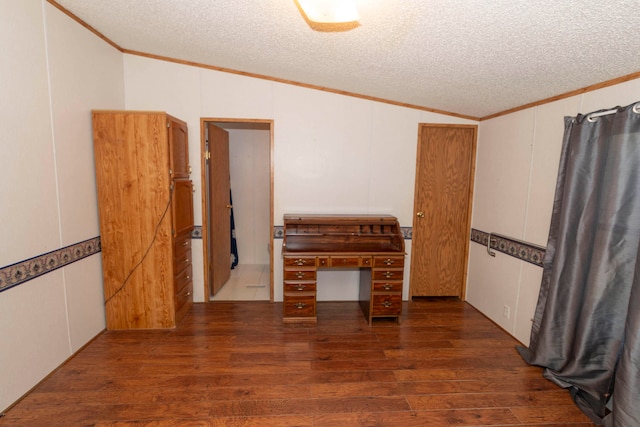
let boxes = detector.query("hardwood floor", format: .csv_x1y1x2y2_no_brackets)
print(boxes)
1,299,596,426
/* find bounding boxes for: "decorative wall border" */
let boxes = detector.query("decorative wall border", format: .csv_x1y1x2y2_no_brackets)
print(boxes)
400,227,412,240
0,227,543,294
273,225,543,266
470,228,546,267
0,237,101,293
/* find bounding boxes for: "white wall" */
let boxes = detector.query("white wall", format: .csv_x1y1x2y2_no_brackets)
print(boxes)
123,54,477,303
467,78,640,346
228,128,271,265
0,1,124,411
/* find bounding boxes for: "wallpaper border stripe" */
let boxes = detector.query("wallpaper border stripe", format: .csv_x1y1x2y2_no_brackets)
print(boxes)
1,227,543,294
470,228,546,267
0,237,101,293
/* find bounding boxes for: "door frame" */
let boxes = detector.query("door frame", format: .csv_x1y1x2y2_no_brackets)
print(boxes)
200,118,275,302
409,123,477,301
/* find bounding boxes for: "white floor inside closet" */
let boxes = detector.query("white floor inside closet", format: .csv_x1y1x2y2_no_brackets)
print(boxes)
210,264,270,301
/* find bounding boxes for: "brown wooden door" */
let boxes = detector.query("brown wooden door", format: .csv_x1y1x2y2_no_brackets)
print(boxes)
206,123,231,296
410,124,476,298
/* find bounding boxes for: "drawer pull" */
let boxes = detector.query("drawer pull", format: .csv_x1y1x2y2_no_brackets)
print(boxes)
383,284,393,291
296,285,306,291
319,259,326,266
186,275,191,280
186,292,191,297
383,258,394,265
294,302,306,309
182,241,189,246
183,258,190,264
381,300,393,308
294,259,306,266
295,272,306,279
383,271,394,278
363,259,370,265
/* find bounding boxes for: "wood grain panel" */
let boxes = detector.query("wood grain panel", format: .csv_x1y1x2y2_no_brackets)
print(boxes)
171,179,194,237
168,116,189,178
93,112,175,329
207,123,231,296
93,111,193,330
411,124,476,298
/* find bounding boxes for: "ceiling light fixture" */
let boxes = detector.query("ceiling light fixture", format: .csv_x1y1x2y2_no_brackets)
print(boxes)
297,0,360,24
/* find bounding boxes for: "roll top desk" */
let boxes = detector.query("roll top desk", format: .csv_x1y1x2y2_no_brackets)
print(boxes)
282,214,405,324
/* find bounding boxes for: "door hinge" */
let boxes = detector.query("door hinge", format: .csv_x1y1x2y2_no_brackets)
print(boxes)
205,151,211,160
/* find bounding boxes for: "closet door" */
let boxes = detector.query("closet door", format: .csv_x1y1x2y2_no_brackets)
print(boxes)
410,124,476,298
206,123,232,297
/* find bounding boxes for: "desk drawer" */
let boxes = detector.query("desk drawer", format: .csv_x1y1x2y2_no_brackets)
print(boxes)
373,281,403,293
371,294,402,316
373,256,405,268
372,269,403,281
284,282,316,293
330,256,361,267
284,269,316,281
284,256,316,267
284,295,316,317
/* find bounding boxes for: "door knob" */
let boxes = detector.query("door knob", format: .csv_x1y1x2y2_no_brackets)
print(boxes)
226,204,233,209
416,211,425,218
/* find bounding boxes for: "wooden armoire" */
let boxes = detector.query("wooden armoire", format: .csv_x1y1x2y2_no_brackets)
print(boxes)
92,111,194,329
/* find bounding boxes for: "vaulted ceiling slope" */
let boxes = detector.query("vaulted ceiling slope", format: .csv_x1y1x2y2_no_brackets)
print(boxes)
53,0,640,119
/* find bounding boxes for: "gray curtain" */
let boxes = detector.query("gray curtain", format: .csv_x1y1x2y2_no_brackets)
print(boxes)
517,101,640,426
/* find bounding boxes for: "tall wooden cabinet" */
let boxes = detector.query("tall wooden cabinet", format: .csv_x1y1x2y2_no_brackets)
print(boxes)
92,111,194,329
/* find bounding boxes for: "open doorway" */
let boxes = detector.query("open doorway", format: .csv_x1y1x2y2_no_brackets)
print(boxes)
200,119,274,302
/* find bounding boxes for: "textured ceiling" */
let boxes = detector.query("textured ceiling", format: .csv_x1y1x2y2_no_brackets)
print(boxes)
53,0,640,119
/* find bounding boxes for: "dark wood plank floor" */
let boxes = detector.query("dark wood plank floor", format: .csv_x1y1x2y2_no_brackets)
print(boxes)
1,299,597,426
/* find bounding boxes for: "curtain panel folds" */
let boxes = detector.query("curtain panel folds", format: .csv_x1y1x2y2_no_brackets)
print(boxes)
518,101,640,427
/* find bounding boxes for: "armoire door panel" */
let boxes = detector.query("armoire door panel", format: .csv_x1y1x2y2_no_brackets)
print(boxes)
168,116,189,179
172,179,194,237
93,110,193,329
